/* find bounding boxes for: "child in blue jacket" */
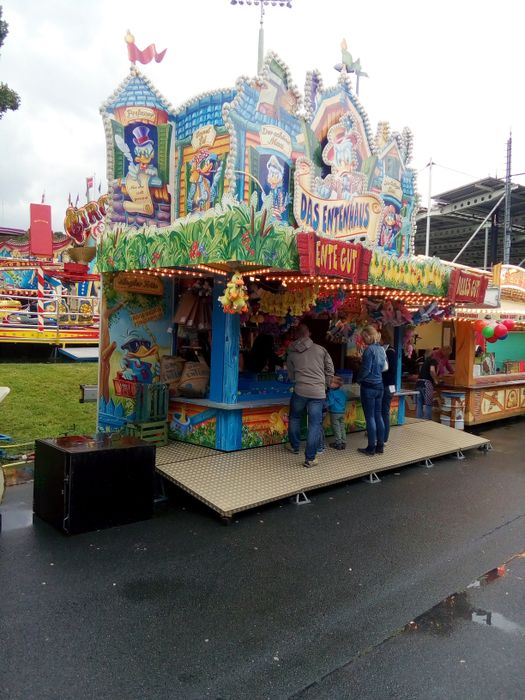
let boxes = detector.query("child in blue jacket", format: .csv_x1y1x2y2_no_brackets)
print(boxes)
328,376,347,450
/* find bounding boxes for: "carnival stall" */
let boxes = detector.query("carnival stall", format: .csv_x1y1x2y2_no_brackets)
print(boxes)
438,263,525,426
95,48,492,454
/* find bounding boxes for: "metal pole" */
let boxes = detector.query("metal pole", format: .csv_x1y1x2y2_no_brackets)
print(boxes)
425,158,433,256
257,1,265,73
452,195,505,263
503,134,512,264
483,222,490,270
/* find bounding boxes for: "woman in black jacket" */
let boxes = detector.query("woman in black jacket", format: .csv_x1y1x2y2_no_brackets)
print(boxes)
381,327,398,443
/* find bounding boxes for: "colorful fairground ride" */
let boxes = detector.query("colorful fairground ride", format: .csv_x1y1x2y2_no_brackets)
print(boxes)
0,196,106,350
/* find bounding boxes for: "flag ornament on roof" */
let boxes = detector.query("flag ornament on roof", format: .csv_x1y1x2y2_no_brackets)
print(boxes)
125,31,167,65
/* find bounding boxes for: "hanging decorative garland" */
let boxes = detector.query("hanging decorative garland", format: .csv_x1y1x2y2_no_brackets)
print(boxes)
218,273,249,314
258,286,319,318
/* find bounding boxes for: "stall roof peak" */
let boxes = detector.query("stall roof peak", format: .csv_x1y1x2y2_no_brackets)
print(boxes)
101,67,174,114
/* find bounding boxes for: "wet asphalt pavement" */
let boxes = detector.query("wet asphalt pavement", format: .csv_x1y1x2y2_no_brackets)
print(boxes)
1,418,524,700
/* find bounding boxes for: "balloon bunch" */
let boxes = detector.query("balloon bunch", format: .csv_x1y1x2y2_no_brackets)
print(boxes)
474,318,515,345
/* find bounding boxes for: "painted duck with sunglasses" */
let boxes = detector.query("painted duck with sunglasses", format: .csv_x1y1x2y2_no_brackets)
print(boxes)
120,332,160,383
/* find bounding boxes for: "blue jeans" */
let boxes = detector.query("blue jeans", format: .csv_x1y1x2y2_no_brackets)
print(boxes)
288,393,324,461
318,400,328,451
416,379,434,419
360,383,385,450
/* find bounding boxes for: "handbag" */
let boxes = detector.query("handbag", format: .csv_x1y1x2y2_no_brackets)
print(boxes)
381,347,389,372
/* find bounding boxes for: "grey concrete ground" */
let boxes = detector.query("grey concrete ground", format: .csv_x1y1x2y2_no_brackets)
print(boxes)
1,417,524,700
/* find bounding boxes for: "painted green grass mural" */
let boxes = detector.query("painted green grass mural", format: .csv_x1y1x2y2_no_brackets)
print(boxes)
98,194,299,272
368,249,451,297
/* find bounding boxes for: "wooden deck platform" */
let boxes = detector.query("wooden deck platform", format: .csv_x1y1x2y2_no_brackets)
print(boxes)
156,421,490,519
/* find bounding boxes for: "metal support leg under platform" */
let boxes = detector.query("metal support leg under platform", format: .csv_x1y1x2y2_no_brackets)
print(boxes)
479,442,493,452
420,458,434,469
292,492,311,505
155,421,490,519
363,472,381,483
154,473,168,504
453,450,466,460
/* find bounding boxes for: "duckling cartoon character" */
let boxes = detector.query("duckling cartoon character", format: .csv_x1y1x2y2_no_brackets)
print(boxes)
187,149,222,212
120,332,160,383
266,155,288,221
130,126,162,186
269,407,288,436
115,126,162,187
380,205,402,250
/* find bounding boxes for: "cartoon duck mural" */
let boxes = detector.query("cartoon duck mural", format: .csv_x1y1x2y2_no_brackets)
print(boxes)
130,126,162,186
114,125,161,188
379,205,402,251
268,406,288,437
266,154,288,221
120,330,160,383
187,149,223,213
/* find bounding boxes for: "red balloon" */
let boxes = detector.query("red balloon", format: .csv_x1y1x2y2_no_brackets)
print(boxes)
486,335,498,343
494,324,508,339
474,319,487,332
502,319,516,331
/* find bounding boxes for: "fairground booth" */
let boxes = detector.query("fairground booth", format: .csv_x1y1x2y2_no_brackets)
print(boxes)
94,51,490,518
439,264,525,426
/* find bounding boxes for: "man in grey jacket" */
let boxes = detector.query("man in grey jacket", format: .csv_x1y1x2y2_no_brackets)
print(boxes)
286,323,335,467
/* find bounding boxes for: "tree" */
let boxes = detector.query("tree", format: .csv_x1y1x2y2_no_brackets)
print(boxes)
0,6,20,118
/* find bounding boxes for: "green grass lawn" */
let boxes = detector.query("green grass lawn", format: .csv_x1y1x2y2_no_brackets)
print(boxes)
0,363,99,444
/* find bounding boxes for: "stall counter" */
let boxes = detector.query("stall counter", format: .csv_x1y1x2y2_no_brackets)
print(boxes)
168,388,402,451
449,321,525,425
438,375,525,426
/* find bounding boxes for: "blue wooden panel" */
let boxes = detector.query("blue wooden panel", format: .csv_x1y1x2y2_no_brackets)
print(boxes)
209,280,240,404
210,282,226,402
215,409,242,451
394,326,405,424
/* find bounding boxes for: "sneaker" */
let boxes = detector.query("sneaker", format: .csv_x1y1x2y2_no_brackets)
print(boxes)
285,443,299,454
357,447,375,456
375,444,384,454
317,447,325,454
303,457,319,468
340,443,346,450
330,442,341,449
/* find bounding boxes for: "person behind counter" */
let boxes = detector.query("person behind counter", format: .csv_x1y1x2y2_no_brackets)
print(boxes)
381,327,398,444
244,332,282,374
286,322,335,468
431,346,454,377
357,326,387,456
416,351,439,419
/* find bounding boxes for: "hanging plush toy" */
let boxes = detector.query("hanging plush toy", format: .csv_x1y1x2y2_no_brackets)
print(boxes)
403,326,416,358
411,300,439,325
218,273,249,314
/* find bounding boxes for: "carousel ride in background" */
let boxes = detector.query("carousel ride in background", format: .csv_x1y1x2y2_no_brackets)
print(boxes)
0,195,107,352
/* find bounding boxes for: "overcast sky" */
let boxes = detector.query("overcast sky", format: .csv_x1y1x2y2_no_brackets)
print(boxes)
1,0,524,231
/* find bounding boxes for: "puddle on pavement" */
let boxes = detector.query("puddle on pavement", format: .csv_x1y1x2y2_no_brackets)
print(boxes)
404,555,525,637
0,499,34,531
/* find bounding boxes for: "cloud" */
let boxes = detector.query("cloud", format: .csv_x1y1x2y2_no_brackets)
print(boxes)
1,0,524,229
